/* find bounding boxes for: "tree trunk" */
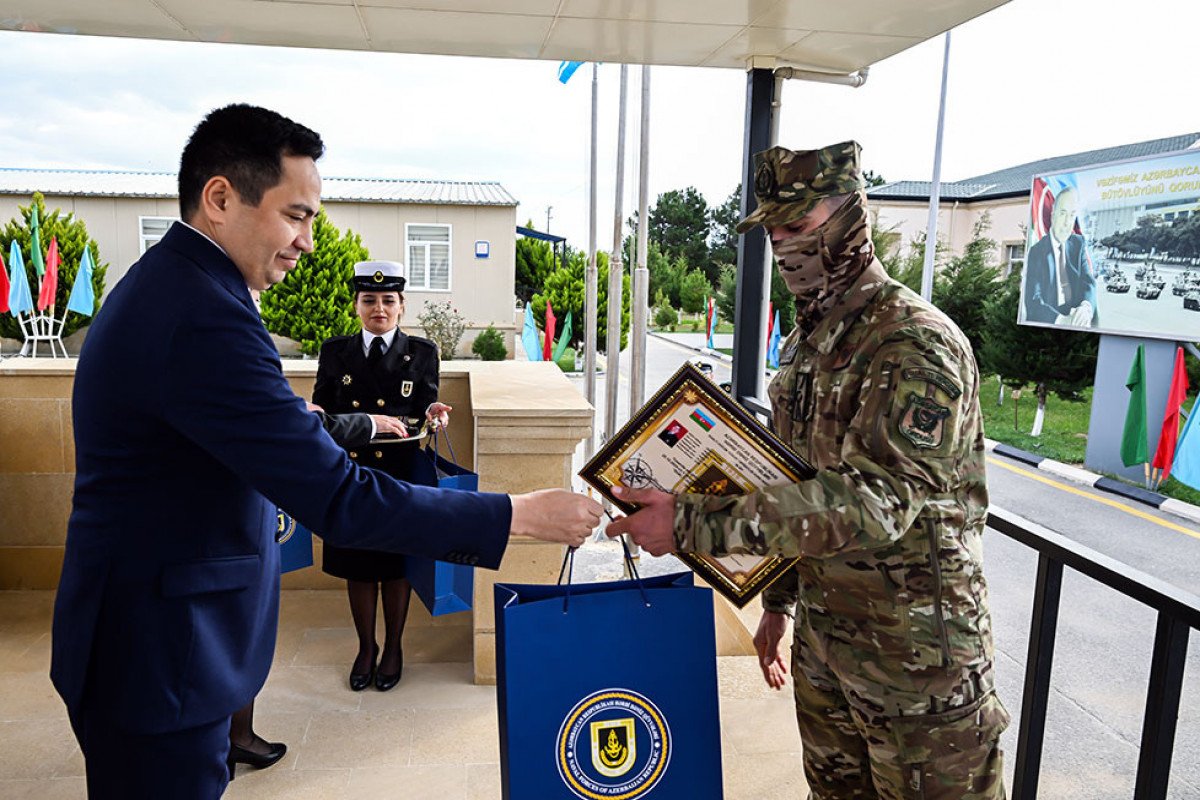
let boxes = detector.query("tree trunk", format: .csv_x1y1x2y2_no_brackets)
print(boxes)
1030,383,1048,437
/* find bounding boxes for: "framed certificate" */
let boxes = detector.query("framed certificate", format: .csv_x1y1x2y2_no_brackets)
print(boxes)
580,363,814,608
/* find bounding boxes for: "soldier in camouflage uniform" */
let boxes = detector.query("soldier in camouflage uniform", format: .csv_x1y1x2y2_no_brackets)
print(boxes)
608,141,1008,799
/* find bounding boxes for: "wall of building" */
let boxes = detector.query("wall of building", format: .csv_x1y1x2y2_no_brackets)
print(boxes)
874,195,1031,271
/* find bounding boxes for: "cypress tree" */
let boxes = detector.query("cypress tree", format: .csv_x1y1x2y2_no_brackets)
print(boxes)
260,210,367,356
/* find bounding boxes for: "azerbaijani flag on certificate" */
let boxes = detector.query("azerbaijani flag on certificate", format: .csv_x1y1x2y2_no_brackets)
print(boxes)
689,408,715,432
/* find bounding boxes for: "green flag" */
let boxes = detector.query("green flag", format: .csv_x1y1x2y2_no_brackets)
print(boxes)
30,206,45,278
1120,344,1149,467
551,310,573,363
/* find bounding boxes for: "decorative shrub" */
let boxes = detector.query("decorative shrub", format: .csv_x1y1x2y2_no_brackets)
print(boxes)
472,325,507,361
654,303,678,329
419,300,469,360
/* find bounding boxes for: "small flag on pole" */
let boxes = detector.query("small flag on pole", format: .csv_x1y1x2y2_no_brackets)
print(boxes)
7,241,34,315
37,236,59,311
1170,398,1200,491
520,304,542,361
768,309,782,369
705,297,714,349
552,310,573,363
1150,347,1189,485
30,206,45,278
65,246,97,317
543,300,557,362
1120,345,1150,485
558,61,585,84
0,249,9,314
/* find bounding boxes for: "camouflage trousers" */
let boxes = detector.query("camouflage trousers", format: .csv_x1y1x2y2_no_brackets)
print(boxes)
791,622,1008,799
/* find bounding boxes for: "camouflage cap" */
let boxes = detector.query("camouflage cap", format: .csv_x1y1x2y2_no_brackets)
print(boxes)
736,141,864,234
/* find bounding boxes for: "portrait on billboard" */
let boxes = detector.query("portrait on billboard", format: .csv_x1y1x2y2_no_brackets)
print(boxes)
1018,148,1200,341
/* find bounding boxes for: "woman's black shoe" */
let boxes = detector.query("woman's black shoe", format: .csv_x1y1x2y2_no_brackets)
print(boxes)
375,648,403,692
349,644,378,691
226,739,287,780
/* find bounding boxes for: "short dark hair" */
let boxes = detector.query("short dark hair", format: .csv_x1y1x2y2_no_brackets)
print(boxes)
178,104,325,220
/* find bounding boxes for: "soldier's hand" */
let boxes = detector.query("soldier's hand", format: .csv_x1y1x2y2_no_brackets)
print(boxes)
604,486,677,556
754,611,790,690
510,489,603,547
371,415,408,437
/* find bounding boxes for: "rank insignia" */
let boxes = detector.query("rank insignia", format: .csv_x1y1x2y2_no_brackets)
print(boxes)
342,375,352,386
401,380,413,397
898,392,951,449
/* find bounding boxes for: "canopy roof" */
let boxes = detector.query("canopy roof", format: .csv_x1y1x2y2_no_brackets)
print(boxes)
1,0,1007,73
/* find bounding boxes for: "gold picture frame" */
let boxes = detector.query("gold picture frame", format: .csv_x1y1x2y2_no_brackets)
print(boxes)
580,363,815,608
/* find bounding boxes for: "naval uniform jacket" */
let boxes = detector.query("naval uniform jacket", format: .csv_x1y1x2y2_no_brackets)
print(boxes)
50,222,511,736
313,331,440,580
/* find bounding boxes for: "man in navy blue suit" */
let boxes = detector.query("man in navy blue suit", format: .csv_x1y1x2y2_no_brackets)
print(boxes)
51,103,601,798
1022,186,1097,327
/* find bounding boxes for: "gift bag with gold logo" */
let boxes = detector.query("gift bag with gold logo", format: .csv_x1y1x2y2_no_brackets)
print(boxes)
495,546,723,799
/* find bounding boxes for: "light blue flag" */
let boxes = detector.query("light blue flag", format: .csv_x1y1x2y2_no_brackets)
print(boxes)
767,309,782,368
1170,399,1200,490
521,304,542,361
7,241,33,315
65,246,96,317
558,61,585,84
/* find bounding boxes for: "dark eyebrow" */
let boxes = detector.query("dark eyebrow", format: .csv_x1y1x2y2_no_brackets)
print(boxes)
288,203,317,219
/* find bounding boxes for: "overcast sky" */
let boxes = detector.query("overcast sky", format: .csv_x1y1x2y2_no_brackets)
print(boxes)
0,0,1196,251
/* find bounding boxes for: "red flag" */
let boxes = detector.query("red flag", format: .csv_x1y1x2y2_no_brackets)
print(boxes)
1151,347,1189,480
0,249,9,314
543,300,556,362
37,236,60,311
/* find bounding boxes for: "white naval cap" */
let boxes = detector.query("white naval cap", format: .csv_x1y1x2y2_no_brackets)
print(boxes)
352,260,406,292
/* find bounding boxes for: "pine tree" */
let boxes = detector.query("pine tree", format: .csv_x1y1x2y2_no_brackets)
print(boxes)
259,210,368,356
979,272,1097,435
932,215,1003,358
0,193,108,341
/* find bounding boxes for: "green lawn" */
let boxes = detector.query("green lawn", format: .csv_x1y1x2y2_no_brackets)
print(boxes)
979,378,1200,506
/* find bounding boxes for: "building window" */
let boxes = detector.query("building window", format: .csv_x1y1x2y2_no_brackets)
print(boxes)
406,224,451,291
1003,241,1025,277
140,216,177,254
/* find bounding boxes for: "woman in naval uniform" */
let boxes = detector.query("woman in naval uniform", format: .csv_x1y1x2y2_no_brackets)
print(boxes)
313,260,451,692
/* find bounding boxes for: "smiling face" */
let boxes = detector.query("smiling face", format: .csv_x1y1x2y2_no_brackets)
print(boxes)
206,154,321,291
356,291,403,336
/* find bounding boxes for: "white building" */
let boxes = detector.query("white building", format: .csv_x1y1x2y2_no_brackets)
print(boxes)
0,169,519,355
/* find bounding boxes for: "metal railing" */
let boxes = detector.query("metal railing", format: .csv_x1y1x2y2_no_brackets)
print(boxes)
987,506,1200,800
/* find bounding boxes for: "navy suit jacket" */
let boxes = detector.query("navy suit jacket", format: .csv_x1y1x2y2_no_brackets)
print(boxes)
51,223,511,734
1023,233,1097,324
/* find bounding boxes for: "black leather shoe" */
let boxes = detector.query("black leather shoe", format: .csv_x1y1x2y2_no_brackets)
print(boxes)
375,648,403,692
349,645,378,692
226,739,287,780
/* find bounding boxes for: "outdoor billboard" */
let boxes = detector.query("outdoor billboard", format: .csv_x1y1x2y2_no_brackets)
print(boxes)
1018,147,1200,341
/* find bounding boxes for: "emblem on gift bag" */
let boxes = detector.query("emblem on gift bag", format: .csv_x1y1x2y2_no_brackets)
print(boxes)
557,689,670,799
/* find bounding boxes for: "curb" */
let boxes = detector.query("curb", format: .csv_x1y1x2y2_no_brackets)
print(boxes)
984,439,1200,526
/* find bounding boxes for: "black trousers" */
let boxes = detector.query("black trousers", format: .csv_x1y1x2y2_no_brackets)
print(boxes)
69,704,231,799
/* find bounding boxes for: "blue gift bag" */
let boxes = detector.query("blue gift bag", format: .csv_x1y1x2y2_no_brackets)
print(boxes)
495,553,724,799
275,508,313,574
405,431,477,616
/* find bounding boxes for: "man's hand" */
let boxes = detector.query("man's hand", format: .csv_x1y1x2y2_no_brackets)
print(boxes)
426,402,452,430
603,486,677,556
753,611,791,690
1068,300,1093,327
510,489,603,547
305,401,324,413
371,415,408,437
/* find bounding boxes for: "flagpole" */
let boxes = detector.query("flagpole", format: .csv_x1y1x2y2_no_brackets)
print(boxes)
630,65,651,412
584,63,600,458
920,32,951,301
604,64,629,443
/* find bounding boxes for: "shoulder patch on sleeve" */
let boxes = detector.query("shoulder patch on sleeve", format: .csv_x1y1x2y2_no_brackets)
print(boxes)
902,367,961,400
898,392,951,449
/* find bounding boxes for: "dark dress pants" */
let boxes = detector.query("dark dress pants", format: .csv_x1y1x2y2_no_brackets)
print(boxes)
69,703,232,799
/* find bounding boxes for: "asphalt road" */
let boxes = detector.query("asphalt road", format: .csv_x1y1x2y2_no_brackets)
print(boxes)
566,333,1200,799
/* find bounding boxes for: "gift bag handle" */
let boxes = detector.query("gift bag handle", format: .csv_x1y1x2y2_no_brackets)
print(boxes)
556,512,651,613
425,428,460,469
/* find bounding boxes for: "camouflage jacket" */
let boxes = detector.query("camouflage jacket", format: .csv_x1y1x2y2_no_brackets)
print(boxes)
674,259,993,668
